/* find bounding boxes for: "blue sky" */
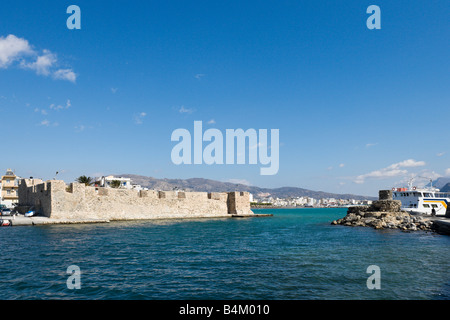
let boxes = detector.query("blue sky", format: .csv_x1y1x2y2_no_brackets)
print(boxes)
0,1,449,196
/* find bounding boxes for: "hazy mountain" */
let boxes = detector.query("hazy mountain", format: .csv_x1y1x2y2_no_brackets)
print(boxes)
441,183,450,192
118,174,376,200
429,177,450,189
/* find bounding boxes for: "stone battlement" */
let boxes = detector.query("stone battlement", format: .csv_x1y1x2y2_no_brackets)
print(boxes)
18,179,253,221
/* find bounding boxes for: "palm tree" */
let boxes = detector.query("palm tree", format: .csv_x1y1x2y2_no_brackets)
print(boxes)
110,180,121,188
76,175,93,186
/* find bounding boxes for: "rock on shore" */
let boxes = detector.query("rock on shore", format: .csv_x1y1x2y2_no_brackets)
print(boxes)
331,200,434,232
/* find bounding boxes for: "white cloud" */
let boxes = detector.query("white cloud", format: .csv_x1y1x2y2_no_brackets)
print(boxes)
53,69,77,83
339,163,345,168
366,143,378,148
354,159,426,184
445,168,450,176
0,34,76,82
437,152,445,157
388,159,426,169
179,106,195,114
207,119,216,124
39,119,50,127
195,74,205,79
111,87,118,94
21,49,56,76
227,179,251,186
49,99,71,111
418,170,441,180
133,112,147,124
74,124,85,132
0,34,32,68
38,119,58,127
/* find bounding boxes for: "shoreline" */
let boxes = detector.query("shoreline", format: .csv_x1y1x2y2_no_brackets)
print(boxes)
0,212,273,227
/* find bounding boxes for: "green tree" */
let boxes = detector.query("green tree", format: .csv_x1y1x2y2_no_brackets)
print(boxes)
110,180,121,188
76,175,93,186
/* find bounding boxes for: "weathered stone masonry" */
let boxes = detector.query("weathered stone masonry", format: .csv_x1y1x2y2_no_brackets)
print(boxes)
18,179,253,220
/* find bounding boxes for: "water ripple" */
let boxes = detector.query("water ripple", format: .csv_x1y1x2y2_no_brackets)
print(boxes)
0,208,449,300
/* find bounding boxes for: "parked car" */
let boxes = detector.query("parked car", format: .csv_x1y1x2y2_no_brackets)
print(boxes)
1,208,12,216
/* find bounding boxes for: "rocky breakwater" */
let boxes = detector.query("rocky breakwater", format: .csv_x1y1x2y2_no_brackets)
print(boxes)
331,190,433,232
331,202,433,231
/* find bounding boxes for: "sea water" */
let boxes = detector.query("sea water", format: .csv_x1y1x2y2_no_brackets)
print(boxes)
0,208,449,300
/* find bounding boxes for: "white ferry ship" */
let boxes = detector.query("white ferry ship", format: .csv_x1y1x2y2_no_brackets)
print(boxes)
392,179,450,216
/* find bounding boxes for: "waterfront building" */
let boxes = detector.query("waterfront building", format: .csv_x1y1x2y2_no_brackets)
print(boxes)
1,169,21,208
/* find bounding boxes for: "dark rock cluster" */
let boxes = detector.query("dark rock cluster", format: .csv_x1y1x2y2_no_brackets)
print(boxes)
331,200,434,232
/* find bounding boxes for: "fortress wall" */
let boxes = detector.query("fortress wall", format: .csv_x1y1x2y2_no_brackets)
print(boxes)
18,179,253,220
18,179,52,216
227,192,252,215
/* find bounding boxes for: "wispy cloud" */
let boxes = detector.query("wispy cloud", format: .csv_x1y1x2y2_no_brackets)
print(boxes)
207,119,216,124
445,168,450,176
111,87,118,94
49,99,71,111
339,163,345,168
39,119,50,127
178,105,195,114
366,143,378,148
437,152,445,157
0,34,77,83
74,124,85,132
38,119,59,127
53,69,76,83
195,74,205,80
133,112,147,124
34,108,48,115
227,179,251,186
354,159,426,184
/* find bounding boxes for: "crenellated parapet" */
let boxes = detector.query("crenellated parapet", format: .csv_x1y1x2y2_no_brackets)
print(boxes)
18,179,253,220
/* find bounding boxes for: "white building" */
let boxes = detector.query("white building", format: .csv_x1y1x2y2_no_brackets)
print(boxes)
131,184,148,192
1,169,21,208
97,175,132,189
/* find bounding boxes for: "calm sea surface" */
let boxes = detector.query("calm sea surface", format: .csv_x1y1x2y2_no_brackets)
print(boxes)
0,208,449,300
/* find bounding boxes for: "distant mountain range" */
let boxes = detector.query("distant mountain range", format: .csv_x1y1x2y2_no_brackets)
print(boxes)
441,183,450,192
118,174,376,201
430,177,450,190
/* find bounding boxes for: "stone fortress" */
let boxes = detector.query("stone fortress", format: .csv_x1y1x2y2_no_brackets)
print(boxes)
17,179,256,222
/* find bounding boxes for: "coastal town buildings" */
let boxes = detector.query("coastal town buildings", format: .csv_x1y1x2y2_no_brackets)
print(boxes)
0,169,21,208
252,195,372,208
